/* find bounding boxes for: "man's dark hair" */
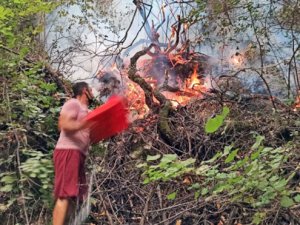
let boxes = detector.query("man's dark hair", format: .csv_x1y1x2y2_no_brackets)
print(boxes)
72,82,89,97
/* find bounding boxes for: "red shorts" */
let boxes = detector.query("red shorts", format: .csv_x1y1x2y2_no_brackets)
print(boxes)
53,149,87,200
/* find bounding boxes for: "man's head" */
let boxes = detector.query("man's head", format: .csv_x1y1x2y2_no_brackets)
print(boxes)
72,82,94,104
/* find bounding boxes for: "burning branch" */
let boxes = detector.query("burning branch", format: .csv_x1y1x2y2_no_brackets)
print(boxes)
129,44,168,109
166,15,182,54
128,43,175,144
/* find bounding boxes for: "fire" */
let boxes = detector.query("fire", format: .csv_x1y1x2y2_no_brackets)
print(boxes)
145,77,157,88
294,91,300,111
188,65,201,89
111,62,118,72
184,23,189,31
126,63,208,109
100,57,210,119
162,65,208,106
169,53,189,66
125,82,149,118
230,52,244,67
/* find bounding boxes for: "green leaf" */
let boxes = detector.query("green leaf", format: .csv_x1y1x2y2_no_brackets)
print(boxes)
180,158,196,167
205,107,230,133
190,183,201,189
160,154,177,163
251,135,264,150
213,183,232,194
223,145,233,156
146,154,161,161
136,163,147,168
269,175,279,182
273,179,287,191
204,152,222,163
252,212,266,225
0,6,13,20
216,173,228,179
201,188,209,196
294,194,300,203
143,178,150,184
0,175,17,184
231,156,248,170
205,115,223,133
221,106,230,117
250,147,262,160
195,164,210,175
0,184,13,192
19,47,29,58
167,191,177,200
194,191,200,199
225,149,239,163
280,196,294,208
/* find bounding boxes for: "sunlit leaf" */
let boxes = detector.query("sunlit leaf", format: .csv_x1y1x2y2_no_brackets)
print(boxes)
294,194,300,203
201,188,209,196
205,115,223,133
160,154,177,163
0,175,17,184
225,149,239,163
146,154,161,161
0,185,13,192
280,196,294,208
136,163,147,168
252,212,266,225
205,107,230,133
221,106,230,117
251,135,264,150
167,191,177,200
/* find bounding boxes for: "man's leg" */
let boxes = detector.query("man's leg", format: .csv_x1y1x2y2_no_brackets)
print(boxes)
53,198,69,225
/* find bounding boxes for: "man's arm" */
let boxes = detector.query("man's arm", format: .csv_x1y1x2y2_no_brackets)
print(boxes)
58,100,89,132
58,112,87,132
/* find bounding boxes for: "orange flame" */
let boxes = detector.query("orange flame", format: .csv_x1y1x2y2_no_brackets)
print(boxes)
103,59,210,119
188,65,201,89
184,23,188,31
111,62,118,71
294,92,300,111
230,53,244,67
169,53,189,66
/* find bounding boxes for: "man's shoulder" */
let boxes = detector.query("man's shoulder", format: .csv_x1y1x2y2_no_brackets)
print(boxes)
61,98,81,112
64,98,80,106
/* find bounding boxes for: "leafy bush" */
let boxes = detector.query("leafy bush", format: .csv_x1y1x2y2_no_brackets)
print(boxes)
0,62,64,223
137,107,299,224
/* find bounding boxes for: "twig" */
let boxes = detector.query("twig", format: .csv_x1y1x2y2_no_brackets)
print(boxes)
99,194,114,225
157,185,168,225
166,15,182,54
140,186,154,225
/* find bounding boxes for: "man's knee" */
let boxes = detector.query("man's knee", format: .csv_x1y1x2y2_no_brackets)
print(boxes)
55,198,69,208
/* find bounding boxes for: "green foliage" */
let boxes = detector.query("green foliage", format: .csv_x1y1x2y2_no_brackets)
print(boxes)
0,60,63,220
138,133,296,224
194,136,293,211
0,0,58,49
205,106,229,133
167,191,177,200
20,149,54,205
137,154,196,184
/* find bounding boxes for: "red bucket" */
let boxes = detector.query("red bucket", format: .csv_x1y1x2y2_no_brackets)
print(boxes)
85,95,129,144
